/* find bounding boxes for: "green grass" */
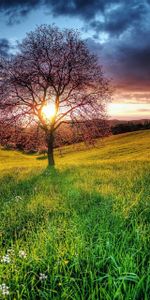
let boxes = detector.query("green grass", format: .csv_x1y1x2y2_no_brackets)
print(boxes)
0,130,150,299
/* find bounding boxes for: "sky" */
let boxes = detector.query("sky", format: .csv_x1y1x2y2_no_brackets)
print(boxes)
0,0,150,120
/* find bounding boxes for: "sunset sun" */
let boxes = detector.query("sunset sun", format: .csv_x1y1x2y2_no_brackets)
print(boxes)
41,103,56,120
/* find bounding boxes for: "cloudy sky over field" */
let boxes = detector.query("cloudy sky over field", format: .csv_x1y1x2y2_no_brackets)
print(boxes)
0,0,150,119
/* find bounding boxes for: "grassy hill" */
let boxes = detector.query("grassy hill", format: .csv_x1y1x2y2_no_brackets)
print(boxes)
0,130,150,299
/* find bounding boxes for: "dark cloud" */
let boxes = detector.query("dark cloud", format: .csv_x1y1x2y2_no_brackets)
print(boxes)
49,0,150,41
0,0,38,12
0,0,149,39
1,0,149,35
0,0,113,22
46,0,118,20
89,1,146,37
87,17,150,94
0,38,12,56
0,0,40,24
117,44,150,88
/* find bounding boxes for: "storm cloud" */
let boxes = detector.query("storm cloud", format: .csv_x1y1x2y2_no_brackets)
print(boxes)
1,0,149,34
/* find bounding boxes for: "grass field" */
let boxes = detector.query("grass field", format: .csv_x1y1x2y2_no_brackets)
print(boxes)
0,130,150,299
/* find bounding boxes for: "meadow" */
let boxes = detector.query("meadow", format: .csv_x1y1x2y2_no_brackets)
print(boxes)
0,130,150,300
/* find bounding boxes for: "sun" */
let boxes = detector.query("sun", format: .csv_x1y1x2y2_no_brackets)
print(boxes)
41,103,56,120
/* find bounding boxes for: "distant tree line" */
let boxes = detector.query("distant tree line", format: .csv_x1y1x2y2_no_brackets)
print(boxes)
111,120,150,135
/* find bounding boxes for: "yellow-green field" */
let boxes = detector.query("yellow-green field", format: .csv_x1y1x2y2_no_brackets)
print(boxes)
0,130,150,299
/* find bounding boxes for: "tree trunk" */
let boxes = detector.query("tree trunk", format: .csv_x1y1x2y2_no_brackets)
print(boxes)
47,131,55,166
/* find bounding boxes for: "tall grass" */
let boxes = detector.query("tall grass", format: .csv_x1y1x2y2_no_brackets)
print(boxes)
0,130,150,299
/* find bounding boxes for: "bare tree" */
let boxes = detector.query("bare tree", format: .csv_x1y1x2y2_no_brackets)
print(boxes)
0,25,111,166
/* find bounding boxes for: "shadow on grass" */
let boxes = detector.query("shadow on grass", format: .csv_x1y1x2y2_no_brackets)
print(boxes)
0,162,148,251
0,164,112,247
0,166,61,244
36,155,47,160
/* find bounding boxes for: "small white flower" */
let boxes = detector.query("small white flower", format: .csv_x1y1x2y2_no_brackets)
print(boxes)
1,254,10,263
19,250,27,258
15,196,22,202
39,273,47,281
0,283,9,295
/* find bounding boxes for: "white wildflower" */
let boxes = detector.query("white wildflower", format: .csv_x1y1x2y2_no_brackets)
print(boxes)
0,283,9,295
1,254,10,264
19,250,27,258
15,196,22,202
39,273,47,281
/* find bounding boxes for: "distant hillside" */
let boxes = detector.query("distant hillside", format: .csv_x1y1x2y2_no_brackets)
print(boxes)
109,118,150,126
0,118,149,152
110,119,150,135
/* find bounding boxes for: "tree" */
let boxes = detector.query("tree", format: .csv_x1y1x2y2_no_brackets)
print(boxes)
0,25,111,166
